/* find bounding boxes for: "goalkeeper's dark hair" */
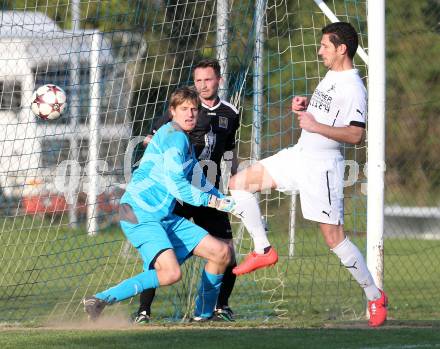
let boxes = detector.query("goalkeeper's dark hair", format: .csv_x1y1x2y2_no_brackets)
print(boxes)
322,22,359,59
169,86,199,112
193,58,221,78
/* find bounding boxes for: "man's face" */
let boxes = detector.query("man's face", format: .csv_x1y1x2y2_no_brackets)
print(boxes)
193,67,220,101
318,34,341,69
170,100,198,132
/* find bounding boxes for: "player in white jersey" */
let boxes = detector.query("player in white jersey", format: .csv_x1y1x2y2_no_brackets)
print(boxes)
228,22,388,327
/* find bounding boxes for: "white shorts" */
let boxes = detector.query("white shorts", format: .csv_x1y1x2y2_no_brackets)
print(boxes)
260,145,345,225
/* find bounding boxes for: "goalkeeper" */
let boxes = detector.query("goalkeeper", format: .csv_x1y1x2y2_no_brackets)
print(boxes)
134,59,276,323
83,87,236,322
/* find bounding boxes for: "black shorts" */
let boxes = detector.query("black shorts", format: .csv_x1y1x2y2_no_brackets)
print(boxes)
173,202,233,240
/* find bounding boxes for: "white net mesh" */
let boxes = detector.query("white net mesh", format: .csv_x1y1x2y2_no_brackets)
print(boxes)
0,0,371,324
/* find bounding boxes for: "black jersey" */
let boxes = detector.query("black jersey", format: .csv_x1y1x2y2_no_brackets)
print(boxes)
152,98,240,188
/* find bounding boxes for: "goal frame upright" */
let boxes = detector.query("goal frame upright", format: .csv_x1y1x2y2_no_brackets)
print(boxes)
366,0,386,291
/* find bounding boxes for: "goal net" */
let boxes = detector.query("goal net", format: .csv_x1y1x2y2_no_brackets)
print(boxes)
0,0,368,324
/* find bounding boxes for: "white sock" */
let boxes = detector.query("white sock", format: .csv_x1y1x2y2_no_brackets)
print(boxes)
332,237,381,301
230,189,270,253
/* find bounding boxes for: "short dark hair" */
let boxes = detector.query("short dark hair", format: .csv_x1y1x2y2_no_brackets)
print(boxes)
193,58,221,78
322,22,359,59
169,86,199,111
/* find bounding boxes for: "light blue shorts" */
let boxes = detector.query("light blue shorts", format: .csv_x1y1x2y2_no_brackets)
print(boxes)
120,213,208,270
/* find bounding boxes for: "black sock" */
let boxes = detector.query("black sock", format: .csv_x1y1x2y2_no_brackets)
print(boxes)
138,288,156,315
216,263,237,309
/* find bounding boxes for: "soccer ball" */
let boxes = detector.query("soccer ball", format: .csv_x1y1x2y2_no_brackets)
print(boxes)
31,84,67,120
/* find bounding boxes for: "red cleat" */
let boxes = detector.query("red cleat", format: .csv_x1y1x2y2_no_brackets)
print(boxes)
368,289,388,327
233,247,278,276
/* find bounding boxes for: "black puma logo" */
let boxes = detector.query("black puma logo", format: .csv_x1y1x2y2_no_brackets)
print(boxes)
322,210,330,218
235,210,245,219
345,261,358,270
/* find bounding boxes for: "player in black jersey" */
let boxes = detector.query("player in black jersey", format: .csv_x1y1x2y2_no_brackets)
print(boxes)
134,59,240,323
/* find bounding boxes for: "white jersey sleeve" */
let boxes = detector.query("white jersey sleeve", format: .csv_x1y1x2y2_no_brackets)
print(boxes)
339,77,366,127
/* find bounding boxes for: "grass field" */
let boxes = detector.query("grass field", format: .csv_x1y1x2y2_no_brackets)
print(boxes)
1,324,440,349
1,208,440,326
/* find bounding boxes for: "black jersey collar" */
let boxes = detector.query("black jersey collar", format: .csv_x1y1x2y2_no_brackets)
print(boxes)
201,97,221,111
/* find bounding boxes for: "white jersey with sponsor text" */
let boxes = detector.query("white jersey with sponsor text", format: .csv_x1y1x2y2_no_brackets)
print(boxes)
297,69,366,152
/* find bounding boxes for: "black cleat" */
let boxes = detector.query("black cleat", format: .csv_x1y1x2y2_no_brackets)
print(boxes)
133,310,151,324
214,306,235,322
83,296,107,321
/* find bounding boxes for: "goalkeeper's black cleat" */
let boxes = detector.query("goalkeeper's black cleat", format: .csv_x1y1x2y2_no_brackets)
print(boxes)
83,296,108,321
214,306,235,322
133,310,151,324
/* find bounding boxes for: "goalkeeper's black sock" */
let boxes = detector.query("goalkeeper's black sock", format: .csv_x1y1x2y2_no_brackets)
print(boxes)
138,288,156,315
216,263,237,309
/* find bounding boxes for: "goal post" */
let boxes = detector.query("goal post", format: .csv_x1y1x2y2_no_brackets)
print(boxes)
87,30,103,236
366,0,386,291
216,0,229,99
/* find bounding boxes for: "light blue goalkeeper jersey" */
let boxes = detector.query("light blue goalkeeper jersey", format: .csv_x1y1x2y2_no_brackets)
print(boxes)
121,121,222,224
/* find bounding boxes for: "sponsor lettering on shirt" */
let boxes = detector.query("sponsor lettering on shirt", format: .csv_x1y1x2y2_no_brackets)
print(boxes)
309,88,333,113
